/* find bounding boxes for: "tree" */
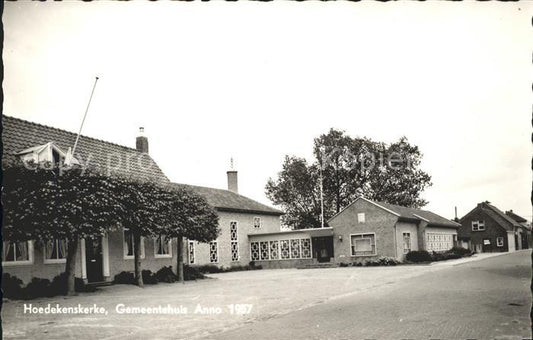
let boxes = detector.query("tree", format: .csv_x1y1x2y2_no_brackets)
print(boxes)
266,129,432,229
154,186,219,282
3,161,123,294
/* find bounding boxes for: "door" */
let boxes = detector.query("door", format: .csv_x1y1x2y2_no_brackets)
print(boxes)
313,237,333,263
85,237,104,283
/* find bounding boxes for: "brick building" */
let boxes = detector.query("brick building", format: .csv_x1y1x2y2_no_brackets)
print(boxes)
2,115,282,284
250,197,461,268
457,201,531,253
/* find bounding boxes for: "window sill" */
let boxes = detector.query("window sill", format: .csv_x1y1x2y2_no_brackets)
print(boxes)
350,254,377,257
154,254,172,259
44,259,67,264
123,255,145,260
2,261,33,266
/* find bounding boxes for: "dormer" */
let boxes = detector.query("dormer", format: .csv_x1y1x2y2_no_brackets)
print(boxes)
15,142,79,166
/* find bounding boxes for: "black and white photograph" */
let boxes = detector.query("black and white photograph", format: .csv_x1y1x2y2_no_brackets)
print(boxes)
1,1,532,339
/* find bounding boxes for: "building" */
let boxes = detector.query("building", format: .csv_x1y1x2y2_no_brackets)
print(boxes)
173,181,283,268
249,197,461,268
458,201,531,253
2,115,282,284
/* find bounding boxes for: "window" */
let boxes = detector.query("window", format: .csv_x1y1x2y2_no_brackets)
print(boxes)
280,240,290,259
253,217,262,229
357,213,366,223
350,233,376,256
497,237,504,247
230,221,239,262
426,233,453,252
123,228,145,259
402,233,411,254
250,242,260,261
44,239,68,263
209,241,218,263
472,220,485,231
188,241,195,264
2,241,33,265
260,241,269,260
250,239,312,261
290,239,301,258
269,241,279,260
154,235,172,258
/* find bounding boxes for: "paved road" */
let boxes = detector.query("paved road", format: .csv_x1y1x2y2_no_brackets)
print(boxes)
212,251,532,340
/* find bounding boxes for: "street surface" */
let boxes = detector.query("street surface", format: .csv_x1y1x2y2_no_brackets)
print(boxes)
214,250,532,340
2,251,530,339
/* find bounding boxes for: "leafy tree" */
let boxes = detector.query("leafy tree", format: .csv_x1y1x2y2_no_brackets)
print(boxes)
266,129,432,229
154,186,219,282
3,161,123,294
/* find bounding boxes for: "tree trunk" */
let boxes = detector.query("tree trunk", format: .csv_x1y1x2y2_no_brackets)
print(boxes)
134,232,143,287
65,238,79,295
177,236,184,283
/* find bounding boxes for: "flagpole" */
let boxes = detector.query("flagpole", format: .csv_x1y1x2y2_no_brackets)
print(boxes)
71,76,99,159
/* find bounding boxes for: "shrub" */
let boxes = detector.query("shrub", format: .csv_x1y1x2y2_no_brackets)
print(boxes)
155,266,177,283
363,256,400,267
184,265,205,280
339,262,349,267
197,265,224,274
196,263,262,274
23,278,51,299
448,246,473,257
142,270,158,284
405,250,432,263
113,271,135,284
2,273,24,299
49,273,92,295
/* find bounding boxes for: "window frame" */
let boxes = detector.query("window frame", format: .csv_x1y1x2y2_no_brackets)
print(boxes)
2,240,34,266
209,241,219,264
44,239,68,264
472,220,485,232
230,221,239,262
496,237,504,247
357,213,366,223
123,228,145,260
253,217,262,229
154,235,172,259
350,233,377,257
188,241,195,264
402,232,411,254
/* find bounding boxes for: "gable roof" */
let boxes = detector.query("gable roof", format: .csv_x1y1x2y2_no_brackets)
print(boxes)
171,183,283,216
329,197,460,228
2,115,169,183
460,202,520,231
505,210,528,224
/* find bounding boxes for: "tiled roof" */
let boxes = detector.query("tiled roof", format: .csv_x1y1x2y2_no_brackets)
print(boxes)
376,201,461,228
2,115,169,183
505,210,528,224
459,202,523,232
329,197,459,228
171,183,283,216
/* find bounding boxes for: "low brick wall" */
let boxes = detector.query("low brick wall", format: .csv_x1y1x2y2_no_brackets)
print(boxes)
254,259,315,269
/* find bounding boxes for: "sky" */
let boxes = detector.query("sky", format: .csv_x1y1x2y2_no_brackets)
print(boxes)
3,2,532,221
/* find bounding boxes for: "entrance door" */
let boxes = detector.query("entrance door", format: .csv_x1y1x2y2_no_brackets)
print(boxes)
85,237,104,283
312,236,333,263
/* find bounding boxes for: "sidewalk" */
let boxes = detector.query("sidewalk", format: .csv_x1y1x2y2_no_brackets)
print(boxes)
430,249,531,267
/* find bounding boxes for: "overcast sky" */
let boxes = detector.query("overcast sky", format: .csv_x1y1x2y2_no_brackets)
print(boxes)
4,2,532,221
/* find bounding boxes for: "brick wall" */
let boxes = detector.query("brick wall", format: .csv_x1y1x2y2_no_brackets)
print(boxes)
188,211,281,268
329,199,399,264
459,209,509,252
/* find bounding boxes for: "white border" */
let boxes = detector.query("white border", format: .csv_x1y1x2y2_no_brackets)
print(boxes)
154,235,172,259
349,232,377,257
2,240,34,266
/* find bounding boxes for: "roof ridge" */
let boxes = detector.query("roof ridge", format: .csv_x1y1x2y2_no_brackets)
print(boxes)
3,114,140,153
484,202,519,226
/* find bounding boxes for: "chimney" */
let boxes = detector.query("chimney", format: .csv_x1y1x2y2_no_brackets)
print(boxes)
227,170,238,193
227,158,238,193
136,127,149,154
